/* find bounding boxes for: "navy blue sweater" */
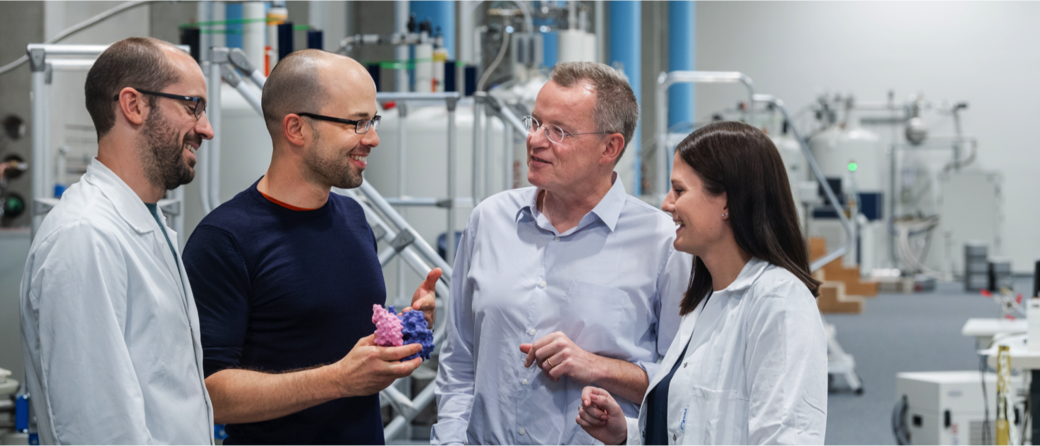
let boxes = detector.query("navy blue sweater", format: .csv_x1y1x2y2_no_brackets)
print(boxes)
183,180,386,445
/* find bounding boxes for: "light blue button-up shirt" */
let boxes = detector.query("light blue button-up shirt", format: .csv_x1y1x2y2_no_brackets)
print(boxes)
433,176,692,445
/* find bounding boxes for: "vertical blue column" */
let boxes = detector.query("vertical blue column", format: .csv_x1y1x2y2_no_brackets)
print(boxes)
667,1,695,128
410,1,456,58
608,1,641,194
225,3,243,49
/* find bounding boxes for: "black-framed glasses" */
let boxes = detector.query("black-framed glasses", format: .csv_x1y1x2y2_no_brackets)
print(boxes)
297,112,381,134
522,115,610,144
113,89,207,119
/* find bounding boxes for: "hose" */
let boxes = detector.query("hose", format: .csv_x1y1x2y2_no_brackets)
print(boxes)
476,21,510,92
892,395,911,445
0,0,150,77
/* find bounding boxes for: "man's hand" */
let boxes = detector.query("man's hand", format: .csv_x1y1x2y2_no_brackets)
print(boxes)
520,331,600,383
331,334,422,398
403,267,441,326
576,386,628,445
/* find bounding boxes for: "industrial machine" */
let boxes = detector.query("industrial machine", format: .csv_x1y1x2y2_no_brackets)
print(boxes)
893,371,1018,445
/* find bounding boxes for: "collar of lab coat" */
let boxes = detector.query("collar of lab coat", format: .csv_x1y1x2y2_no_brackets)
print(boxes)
83,158,159,235
643,257,769,398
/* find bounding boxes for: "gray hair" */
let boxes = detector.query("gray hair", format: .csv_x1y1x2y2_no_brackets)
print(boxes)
549,62,638,163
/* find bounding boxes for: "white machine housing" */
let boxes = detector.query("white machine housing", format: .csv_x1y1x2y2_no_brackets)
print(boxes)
896,371,1009,445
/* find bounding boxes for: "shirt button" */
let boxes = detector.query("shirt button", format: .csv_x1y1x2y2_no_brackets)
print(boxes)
539,281,547,288
519,428,526,436
683,362,688,368
522,378,529,385
529,329,536,336
673,434,677,441
554,236,560,242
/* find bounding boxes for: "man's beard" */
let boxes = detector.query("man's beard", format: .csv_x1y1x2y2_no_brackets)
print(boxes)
303,126,363,189
141,108,199,191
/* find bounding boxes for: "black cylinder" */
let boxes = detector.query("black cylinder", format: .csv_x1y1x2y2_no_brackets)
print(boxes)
180,27,201,63
367,64,381,92
464,65,477,96
444,60,457,92
1033,259,1039,298
278,22,294,60
307,29,323,50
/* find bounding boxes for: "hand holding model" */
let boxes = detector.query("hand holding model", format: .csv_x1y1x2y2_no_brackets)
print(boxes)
372,304,435,360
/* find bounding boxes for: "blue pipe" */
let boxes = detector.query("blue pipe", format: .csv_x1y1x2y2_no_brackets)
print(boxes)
225,3,243,49
667,1,695,128
409,1,456,59
608,1,641,194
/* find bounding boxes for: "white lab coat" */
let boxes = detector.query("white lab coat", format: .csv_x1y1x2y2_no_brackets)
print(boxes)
625,258,828,445
20,159,213,444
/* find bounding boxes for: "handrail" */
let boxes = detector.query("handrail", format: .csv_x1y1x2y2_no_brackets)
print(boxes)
655,71,755,203
753,94,853,271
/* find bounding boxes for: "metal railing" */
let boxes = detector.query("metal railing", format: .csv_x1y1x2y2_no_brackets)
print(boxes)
26,44,189,239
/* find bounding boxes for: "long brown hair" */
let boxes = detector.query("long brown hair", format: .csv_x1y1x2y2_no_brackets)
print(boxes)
676,121,820,316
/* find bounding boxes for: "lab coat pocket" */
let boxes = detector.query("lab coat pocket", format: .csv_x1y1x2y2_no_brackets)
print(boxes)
684,386,749,445
564,281,627,355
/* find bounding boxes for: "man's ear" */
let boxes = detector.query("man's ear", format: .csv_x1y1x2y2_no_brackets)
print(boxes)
600,133,625,165
116,87,148,125
283,114,308,146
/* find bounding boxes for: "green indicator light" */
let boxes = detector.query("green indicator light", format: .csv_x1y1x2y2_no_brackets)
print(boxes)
848,162,858,172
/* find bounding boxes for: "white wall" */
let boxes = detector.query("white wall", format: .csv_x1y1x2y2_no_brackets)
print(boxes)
695,1,1040,273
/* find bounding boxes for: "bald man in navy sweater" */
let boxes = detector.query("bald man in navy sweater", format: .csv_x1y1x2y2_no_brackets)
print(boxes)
183,49,440,445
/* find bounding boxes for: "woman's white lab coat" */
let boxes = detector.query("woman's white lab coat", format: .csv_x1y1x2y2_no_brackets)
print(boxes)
625,258,828,445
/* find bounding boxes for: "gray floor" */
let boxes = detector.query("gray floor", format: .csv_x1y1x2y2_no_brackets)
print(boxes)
823,277,1033,444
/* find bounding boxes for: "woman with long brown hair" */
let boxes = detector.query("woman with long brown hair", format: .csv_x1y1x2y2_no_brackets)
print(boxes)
576,121,828,444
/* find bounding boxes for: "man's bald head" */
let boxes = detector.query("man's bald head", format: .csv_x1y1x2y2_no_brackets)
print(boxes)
261,49,372,135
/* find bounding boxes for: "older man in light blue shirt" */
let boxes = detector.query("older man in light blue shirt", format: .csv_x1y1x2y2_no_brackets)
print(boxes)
433,62,692,445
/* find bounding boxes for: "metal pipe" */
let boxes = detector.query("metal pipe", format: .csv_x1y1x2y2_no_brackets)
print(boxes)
503,117,513,191
198,64,212,214
233,82,263,116
42,66,52,203
753,94,853,271
472,94,484,203
459,1,475,64
221,64,263,115
667,1,695,128
248,71,266,89
207,50,226,210
397,103,408,303
25,44,111,56
656,71,755,203
395,1,409,93
45,59,95,71
568,0,578,30
608,1,641,195
198,1,213,63
30,64,46,239
376,92,461,101
359,180,453,274
446,98,458,265
595,1,605,63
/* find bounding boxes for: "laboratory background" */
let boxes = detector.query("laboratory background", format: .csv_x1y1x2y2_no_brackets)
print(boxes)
0,1,1038,445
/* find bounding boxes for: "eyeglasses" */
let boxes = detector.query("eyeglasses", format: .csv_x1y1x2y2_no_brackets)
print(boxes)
297,112,381,134
113,89,207,119
522,115,610,144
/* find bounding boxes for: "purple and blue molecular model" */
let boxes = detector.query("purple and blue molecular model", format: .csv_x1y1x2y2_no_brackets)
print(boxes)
371,304,434,360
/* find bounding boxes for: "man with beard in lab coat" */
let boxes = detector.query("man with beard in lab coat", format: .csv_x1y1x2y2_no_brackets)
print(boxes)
20,37,215,444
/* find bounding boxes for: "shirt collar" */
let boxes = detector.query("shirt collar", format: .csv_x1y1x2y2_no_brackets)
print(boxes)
514,172,627,233
83,157,158,234
719,257,769,293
